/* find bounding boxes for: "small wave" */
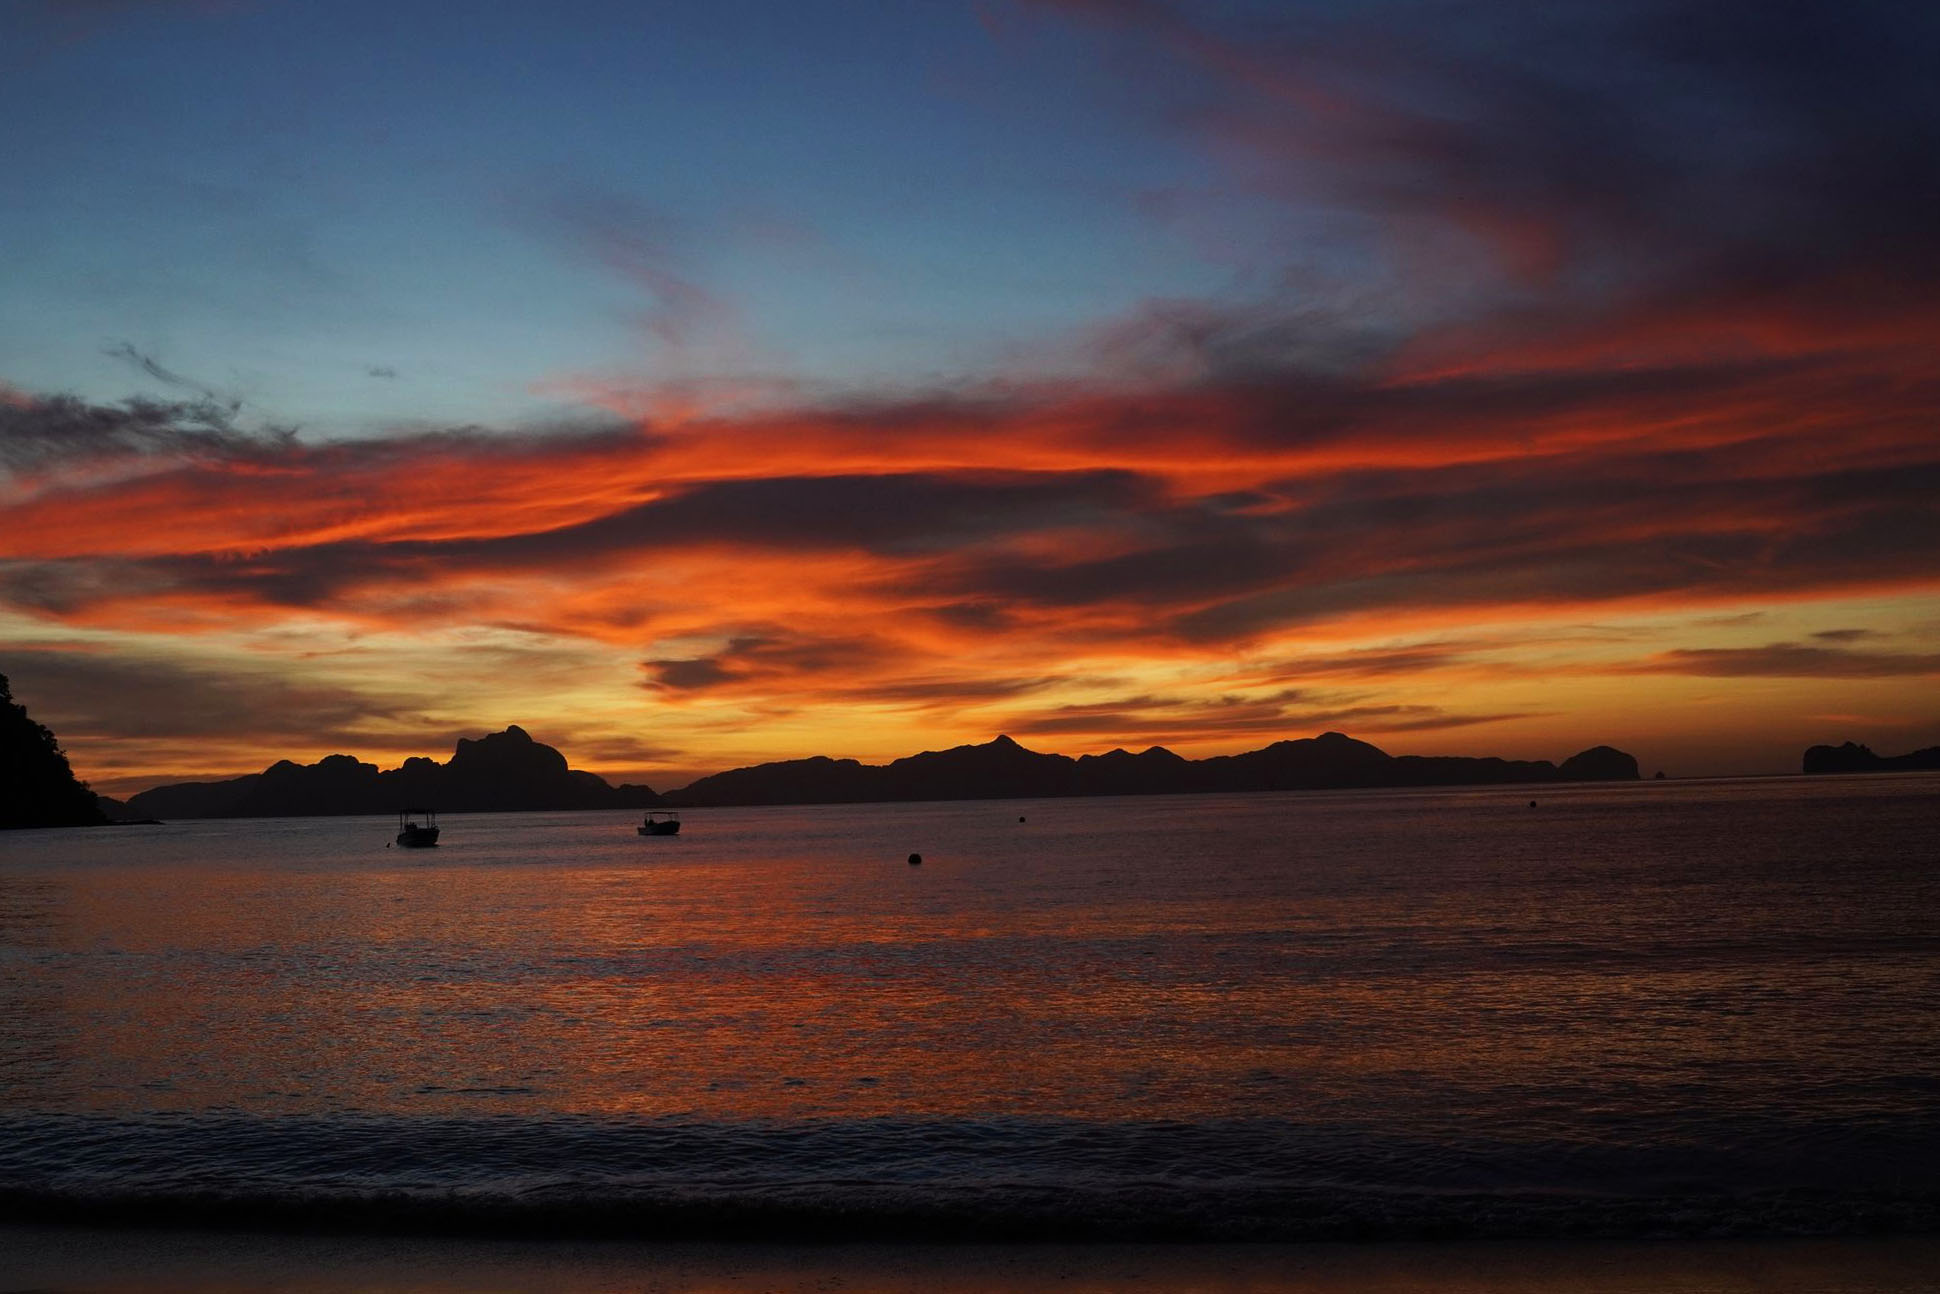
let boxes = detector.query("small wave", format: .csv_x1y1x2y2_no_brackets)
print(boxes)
1,1112,1937,1242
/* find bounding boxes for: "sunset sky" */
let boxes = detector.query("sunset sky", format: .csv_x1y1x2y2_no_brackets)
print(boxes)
2,0,1936,796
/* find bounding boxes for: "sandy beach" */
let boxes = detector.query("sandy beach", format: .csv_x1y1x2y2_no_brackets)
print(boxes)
5,1226,1940,1294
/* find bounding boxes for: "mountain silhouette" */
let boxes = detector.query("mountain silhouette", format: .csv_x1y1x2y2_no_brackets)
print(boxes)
1,672,108,828
120,727,1643,819
1557,745,1642,781
125,725,662,820
1802,741,1940,774
663,731,1640,808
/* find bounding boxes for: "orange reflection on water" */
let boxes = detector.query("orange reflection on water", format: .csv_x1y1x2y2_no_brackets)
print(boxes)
6,780,1939,1134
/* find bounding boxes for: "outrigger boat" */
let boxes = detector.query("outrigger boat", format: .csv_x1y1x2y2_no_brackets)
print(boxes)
396,810,440,847
638,811,680,836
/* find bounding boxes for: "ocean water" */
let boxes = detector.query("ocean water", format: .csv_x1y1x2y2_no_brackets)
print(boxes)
1,774,1936,1241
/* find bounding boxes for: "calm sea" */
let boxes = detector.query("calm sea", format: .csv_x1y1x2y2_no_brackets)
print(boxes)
2,774,1936,1241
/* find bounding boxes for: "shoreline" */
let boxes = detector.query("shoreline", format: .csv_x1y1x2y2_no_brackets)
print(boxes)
5,1226,1940,1293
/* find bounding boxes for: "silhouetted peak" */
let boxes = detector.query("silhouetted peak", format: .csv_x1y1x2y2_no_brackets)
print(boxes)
261,753,377,784
450,726,564,773
1558,745,1640,781
895,735,1052,765
451,724,531,751
1257,732,1388,760
1098,745,1187,764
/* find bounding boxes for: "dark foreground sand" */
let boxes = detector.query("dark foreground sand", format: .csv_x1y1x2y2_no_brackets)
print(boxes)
3,1227,1938,1293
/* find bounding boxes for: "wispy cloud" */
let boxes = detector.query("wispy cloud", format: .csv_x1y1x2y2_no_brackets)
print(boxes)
521,189,756,390
1001,688,1531,744
1623,643,1940,678
102,341,240,409
0,390,293,477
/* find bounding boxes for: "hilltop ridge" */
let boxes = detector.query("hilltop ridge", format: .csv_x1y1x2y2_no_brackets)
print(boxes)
661,731,1640,808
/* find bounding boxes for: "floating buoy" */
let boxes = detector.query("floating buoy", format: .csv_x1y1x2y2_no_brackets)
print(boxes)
907,852,922,866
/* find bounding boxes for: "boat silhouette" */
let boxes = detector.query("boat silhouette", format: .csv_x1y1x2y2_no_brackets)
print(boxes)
396,810,440,847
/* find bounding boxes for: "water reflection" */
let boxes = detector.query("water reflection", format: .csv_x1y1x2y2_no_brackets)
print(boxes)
0,871,73,1106
0,777,1934,1133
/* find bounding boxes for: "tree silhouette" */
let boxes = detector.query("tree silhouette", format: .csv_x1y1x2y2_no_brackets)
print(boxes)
1,672,106,828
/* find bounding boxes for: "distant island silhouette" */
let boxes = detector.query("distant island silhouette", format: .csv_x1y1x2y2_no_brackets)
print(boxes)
1,671,108,828
70,729,1940,823
659,733,1641,807
123,725,662,821
110,728,1644,820
1802,741,1940,774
